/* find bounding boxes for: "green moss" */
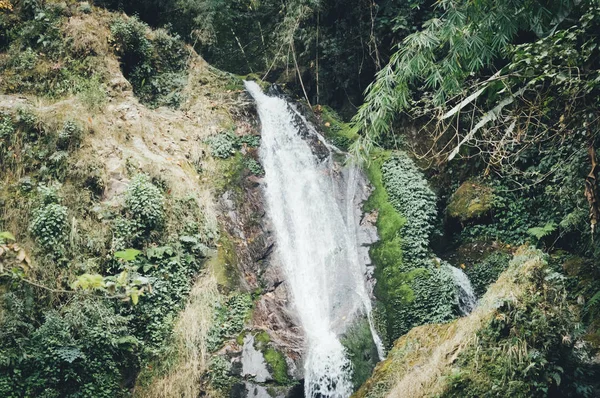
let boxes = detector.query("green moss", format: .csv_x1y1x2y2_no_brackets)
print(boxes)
318,105,359,150
447,181,493,222
263,348,289,384
254,330,271,346
364,150,455,346
208,231,241,290
214,152,246,194
341,318,379,390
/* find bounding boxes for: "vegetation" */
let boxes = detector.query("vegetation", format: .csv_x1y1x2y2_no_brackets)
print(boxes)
2,0,600,396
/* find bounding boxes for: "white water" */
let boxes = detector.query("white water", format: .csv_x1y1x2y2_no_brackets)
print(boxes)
450,266,478,315
245,81,383,398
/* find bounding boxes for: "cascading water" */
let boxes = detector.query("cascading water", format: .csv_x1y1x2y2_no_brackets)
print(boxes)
450,266,478,315
245,81,383,398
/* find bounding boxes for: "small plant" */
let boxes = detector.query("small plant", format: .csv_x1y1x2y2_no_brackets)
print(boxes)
527,222,557,242
29,203,68,252
238,134,260,148
208,132,236,159
244,158,264,176
125,174,165,231
78,1,92,14
57,120,83,149
0,112,14,139
208,355,233,391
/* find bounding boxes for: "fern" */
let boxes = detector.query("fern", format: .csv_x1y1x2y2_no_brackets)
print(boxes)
585,290,600,316
527,222,558,241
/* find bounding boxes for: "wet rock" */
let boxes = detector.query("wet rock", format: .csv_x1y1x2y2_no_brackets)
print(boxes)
241,335,271,383
447,181,494,223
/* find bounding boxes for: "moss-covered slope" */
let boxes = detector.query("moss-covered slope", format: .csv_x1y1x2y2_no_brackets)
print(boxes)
353,247,599,398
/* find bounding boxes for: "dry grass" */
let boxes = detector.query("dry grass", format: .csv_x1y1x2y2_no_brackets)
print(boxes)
64,15,110,57
134,271,219,398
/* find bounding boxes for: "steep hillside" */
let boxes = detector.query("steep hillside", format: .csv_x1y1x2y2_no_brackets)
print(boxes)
354,246,599,397
0,2,299,397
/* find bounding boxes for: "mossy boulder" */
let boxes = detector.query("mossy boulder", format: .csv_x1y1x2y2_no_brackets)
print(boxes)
446,181,493,222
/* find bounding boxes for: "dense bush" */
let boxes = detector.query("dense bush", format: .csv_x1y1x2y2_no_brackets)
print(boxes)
464,252,510,297
206,293,253,352
124,174,164,231
29,202,68,253
208,132,236,159
57,120,83,150
382,153,437,268
442,250,598,397
0,296,135,398
0,0,105,98
368,151,456,346
110,17,188,107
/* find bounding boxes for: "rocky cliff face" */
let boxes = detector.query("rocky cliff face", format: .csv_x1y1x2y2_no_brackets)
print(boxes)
216,86,381,397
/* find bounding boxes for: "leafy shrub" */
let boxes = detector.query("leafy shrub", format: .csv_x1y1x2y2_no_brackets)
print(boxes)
0,297,135,398
208,355,233,392
110,16,153,79
78,1,92,14
238,134,260,148
367,151,455,344
244,157,264,176
464,252,511,298
208,132,236,159
110,17,188,108
57,120,83,150
207,293,253,352
125,174,164,231
381,153,437,268
442,249,598,398
29,203,68,253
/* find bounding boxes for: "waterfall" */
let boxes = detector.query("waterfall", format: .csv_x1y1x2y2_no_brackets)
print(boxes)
450,266,478,315
245,81,382,398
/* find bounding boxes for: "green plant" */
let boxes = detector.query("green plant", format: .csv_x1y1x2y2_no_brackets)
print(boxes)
208,355,233,391
29,203,68,253
125,174,165,231
208,132,236,159
244,157,264,176
0,297,135,398
57,120,83,150
366,151,456,345
464,252,510,297
527,222,558,242
263,347,289,384
110,16,188,108
206,293,253,352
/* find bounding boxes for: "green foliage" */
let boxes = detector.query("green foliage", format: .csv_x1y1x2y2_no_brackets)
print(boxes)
441,250,598,398
0,297,135,398
351,0,577,153
208,132,237,159
464,252,510,298
29,203,68,253
244,157,264,176
263,347,289,384
367,151,456,345
341,318,379,390
0,231,16,242
124,174,164,231
527,222,558,241
208,355,233,392
381,153,437,267
57,120,83,150
207,293,253,352
110,17,188,108
0,1,105,98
